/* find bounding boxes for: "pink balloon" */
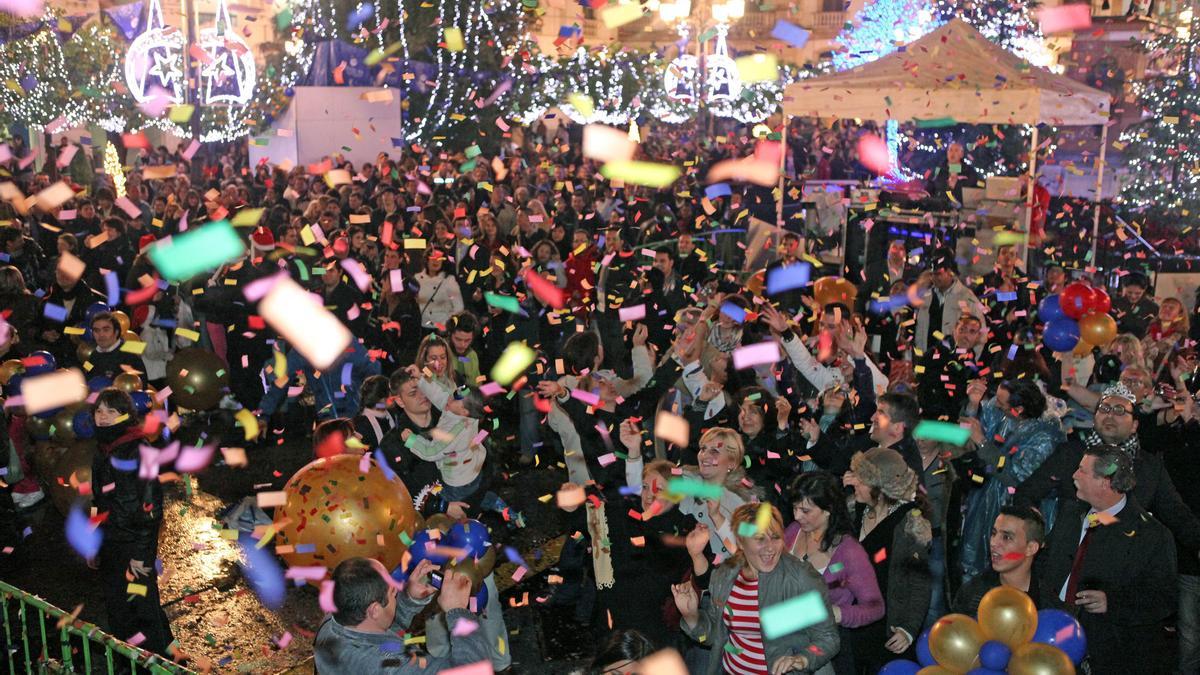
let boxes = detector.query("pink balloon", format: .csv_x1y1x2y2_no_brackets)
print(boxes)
857,134,892,175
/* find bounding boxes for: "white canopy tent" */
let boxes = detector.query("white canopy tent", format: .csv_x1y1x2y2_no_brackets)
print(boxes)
780,19,1113,259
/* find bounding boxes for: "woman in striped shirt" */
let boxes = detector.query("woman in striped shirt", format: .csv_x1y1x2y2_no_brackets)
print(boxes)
673,503,840,675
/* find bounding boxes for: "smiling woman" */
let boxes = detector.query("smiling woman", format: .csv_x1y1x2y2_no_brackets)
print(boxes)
673,503,841,675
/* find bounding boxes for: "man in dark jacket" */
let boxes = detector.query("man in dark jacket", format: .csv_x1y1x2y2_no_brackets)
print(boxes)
1036,445,1177,675
953,505,1048,616
1014,385,1200,562
1110,273,1158,339
86,312,148,381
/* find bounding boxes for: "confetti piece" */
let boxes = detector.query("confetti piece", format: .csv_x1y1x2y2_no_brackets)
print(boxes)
567,93,594,118
912,420,971,446
734,54,777,83
443,27,464,51
235,408,259,441
618,304,646,322
452,617,480,636
259,276,352,370
655,411,690,447
56,251,85,285
583,124,636,163
765,263,811,294
731,341,782,370
168,104,195,124
34,181,75,210
66,503,101,560
856,134,892,175
770,19,809,47
239,537,285,609
667,477,723,500
1037,4,1091,33
761,591,829,639
0,0,46,18
484,292,522,314
600,161,680,188
523,268,565,308
148,220,245,282
319,579,337,613
640,648,688,675
707,157,779,186
491,342,535,386
230,208,264,227
20,369,86,415
599,2,643,28
256,491,288,508
556,484,586,509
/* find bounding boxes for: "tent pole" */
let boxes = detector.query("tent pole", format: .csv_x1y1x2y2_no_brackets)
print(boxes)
1091,124,1109,270
1023,125,1039,270
777,114,788,231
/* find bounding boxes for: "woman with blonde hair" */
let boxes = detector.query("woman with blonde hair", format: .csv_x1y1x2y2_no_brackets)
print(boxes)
668,426,760,560
1144,297,1190,375
672,503,840,675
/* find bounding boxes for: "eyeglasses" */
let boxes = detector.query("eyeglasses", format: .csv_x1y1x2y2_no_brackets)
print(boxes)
1095,404,1132,417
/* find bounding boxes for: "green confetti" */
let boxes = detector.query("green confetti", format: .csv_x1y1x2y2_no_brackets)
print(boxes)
915,117,957,128
149,220,245,282
912,420,971,446
761,591,830,639
667,477,723,500
484,292,521,314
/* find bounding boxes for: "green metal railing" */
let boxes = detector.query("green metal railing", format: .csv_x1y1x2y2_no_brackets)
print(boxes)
0,580,196,674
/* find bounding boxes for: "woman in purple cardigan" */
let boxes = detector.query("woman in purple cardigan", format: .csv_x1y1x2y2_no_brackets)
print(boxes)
785,471,884,675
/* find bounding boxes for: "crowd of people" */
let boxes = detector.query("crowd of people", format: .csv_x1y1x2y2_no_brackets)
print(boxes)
0,119,1198,675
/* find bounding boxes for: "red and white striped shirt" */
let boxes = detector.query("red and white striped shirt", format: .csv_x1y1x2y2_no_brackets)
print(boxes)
722,570,769,674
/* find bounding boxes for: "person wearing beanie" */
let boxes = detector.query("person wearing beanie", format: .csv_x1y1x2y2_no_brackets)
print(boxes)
843,447,932,671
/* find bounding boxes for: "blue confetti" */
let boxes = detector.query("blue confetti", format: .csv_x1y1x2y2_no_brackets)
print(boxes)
704,183,732,200
110,457,138,472
66,504,102,560
346,3,374,29
43,303,68,323
238,535,286,609
719,301,747,323
104,271,120,307
766,263,812,294
770,19,810,48
996,291,1018,302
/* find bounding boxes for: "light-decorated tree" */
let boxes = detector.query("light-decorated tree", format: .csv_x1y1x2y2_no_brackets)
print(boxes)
832,0,942,70
1119,10,1200,224
932,0,1050,67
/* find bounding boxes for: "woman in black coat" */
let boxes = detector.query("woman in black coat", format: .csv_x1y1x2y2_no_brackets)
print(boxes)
90,388,176,657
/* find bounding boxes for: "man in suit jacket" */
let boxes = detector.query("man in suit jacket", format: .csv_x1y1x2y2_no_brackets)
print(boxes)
1036,444,1177,675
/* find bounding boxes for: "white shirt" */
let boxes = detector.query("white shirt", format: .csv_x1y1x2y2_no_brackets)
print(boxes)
1059,495,1127,601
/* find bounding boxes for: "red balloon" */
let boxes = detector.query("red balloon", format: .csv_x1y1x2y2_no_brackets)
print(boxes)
1060,282,1092,320
1087,287,1112,315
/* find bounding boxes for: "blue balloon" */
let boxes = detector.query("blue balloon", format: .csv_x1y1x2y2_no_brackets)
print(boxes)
967,669,1007,675
3,372,22,398
73,408,95,439
879,660,921,675
87,376,113,392
1043,318,1081,352
34,406,62,420
1032,609,1087,664
128,391,152,416
473,582,489,612
447,519,492,559
979,640,1012,670
26,350,56,375
84,302,110,322
1038,294,1065,323
394,529,453,580
916,629,935,667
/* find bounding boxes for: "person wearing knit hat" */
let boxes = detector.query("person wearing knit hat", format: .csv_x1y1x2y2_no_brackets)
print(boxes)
844,447,932,670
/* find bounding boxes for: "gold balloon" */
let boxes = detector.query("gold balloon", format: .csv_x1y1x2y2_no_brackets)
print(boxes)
28,441,65,483
273,454,420,571
453,547,498,594
48,440,94,516
0,359,23,385
814,276,858,308
112,373,144,393
122,330,142,344
1079,312,1117,348
25,415,51,439
978,586,1038,648
111,310,131,334
1008,642,1076,675
143,386,163,411
166,347,230,411
52,407,80,442
76,341,95,364
917,667,958,675
425,513,455,534
929,613,985,673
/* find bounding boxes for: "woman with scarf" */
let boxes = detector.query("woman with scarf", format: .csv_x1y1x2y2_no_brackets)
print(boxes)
842,447,932,673
959,378,1065,580
90,388,176,658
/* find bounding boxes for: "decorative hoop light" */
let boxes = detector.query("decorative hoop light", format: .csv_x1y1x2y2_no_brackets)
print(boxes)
124,0,185,104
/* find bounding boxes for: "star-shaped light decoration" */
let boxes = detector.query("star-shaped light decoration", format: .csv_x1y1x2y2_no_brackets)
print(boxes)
123,0,185,103
197,0,256,105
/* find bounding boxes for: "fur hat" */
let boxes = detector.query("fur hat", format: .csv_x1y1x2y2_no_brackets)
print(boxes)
850,447,918,503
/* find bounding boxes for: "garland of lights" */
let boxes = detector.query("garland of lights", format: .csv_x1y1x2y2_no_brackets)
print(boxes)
103,143,126,198
1118,17,1200,221
552,46,646,125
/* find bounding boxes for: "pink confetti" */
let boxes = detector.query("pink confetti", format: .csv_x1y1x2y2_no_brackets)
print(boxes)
175,443,215,473
451,616,480,636
126,632,146,647
618,304,646,322
114,197,142,219
570,389,601,407
732,341,782,370
1038,4,1091,33
440,661,494,675
275,631,293,649
284,566,328,581
339,258,372,292
479,382,505,397
319,580,337,613
856,134,892,175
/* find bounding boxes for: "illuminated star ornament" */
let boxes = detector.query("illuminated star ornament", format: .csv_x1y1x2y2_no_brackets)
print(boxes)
198,0,257,105
124,0,186,104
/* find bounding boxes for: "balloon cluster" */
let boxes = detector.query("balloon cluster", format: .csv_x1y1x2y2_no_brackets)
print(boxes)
1040,282,1115,354
392,517,497,612
882,587,1086,675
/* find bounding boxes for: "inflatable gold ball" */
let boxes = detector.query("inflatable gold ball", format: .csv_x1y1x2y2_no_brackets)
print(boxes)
273,454,420,571
49,440,94,516
112,373,144,393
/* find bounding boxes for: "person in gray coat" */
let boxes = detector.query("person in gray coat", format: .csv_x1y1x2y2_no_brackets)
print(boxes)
313,558,489,674
672,503,840,674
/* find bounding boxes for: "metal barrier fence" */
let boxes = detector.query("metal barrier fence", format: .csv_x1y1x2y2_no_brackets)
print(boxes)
0,580,195,674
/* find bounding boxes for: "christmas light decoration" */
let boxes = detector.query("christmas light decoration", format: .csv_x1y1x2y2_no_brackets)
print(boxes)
124,0,185,104
104,143,126,199
833,0,941,71
1118,12,1200,222
196,0,257,105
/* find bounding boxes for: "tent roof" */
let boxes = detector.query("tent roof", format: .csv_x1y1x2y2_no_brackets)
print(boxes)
782,19,1110,126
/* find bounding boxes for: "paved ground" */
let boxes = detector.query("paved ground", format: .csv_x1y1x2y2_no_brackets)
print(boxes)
1,427,599,674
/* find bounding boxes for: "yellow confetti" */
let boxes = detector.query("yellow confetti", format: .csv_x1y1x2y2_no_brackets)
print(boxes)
735,54,778,83
443,27,464,51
